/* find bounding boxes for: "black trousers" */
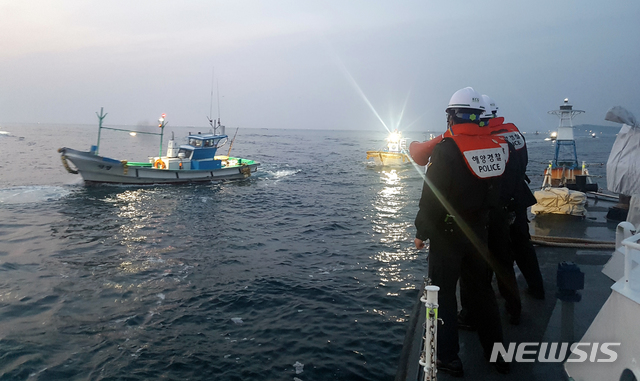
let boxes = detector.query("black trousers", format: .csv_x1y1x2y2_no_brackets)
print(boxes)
489,208,521,316
428,224,504,363
510,208,545,294
460,208,521,321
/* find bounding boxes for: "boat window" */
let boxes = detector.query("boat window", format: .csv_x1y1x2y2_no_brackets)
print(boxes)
214,137,228,147
178,148,193,159
189,138,203,147
204,139,214,147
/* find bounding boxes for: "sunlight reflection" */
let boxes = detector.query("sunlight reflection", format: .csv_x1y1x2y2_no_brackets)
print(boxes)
102,189,167,278
370,169,419,302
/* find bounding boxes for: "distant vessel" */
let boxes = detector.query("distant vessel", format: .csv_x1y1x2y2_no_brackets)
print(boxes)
59,108,259,185
549,131,557,141
366,130,410,166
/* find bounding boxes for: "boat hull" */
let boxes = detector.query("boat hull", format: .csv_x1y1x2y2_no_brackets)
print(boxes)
544,167,580,187
59,147,259,185
366,151,410,167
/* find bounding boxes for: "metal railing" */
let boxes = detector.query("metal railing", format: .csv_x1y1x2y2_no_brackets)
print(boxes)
419,284,440,381
622,232,640,295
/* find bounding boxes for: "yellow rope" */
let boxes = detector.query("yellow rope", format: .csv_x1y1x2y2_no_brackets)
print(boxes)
60,155,79,174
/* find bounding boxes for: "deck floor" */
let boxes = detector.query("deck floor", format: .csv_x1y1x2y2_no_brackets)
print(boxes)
398,198,620,381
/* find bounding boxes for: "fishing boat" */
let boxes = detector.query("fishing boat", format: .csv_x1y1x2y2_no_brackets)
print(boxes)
59,109,259,185
366,130,410,166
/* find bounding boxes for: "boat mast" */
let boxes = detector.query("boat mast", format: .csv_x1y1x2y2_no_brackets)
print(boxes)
207,67,216,133
95,107,108,155
216,80,221,135
158,114,167,158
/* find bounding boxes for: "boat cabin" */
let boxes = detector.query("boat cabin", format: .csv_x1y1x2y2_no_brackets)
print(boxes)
174,133,228,170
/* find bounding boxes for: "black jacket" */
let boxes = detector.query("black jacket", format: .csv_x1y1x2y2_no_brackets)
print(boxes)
414,138,502,241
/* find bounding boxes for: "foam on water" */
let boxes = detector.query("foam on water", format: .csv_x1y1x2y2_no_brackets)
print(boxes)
265,168,301,178
0,185,72,204
293,361,304,374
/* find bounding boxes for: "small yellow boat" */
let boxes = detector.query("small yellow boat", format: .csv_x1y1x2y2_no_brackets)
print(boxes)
366,130,410,167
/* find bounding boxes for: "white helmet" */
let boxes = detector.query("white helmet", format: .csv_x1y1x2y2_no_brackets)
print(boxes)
482,94,500,118
446,87,484,112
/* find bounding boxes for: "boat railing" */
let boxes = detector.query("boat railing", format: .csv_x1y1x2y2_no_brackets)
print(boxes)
616,222,636,249
614,230,640,304
418,284,440,381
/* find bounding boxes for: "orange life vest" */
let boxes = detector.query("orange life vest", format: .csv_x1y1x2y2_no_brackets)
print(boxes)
445,123,510,179
409,121,515,170
409,135,444,165
486,121,526,152
487,117,505,127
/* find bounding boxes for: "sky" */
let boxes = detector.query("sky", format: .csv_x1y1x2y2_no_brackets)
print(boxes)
0,0,638,132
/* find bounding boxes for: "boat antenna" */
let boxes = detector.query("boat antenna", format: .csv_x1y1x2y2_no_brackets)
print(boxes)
217,80,221,132
207,67,215,131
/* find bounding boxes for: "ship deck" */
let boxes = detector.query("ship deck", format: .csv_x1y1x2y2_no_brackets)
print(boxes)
396,195,620,381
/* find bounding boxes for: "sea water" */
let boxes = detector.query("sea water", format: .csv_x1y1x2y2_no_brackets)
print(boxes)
0,124,617,380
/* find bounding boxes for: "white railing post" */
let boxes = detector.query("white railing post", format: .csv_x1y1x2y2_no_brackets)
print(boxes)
419,285,440,381
621,233,640,293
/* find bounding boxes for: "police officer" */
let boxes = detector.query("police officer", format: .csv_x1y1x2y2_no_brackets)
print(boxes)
414,87,509,376
411,97,526,325
484,97,545,299
486,95,523,321
459,95,523,327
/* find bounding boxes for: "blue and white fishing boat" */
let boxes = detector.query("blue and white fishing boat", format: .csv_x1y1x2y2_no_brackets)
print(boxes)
59,109,259,185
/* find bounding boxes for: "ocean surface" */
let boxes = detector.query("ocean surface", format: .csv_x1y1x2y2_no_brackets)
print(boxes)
0,123,618,380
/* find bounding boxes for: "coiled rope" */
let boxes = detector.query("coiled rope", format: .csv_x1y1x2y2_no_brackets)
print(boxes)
530,235,615,250
58,149,79,174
